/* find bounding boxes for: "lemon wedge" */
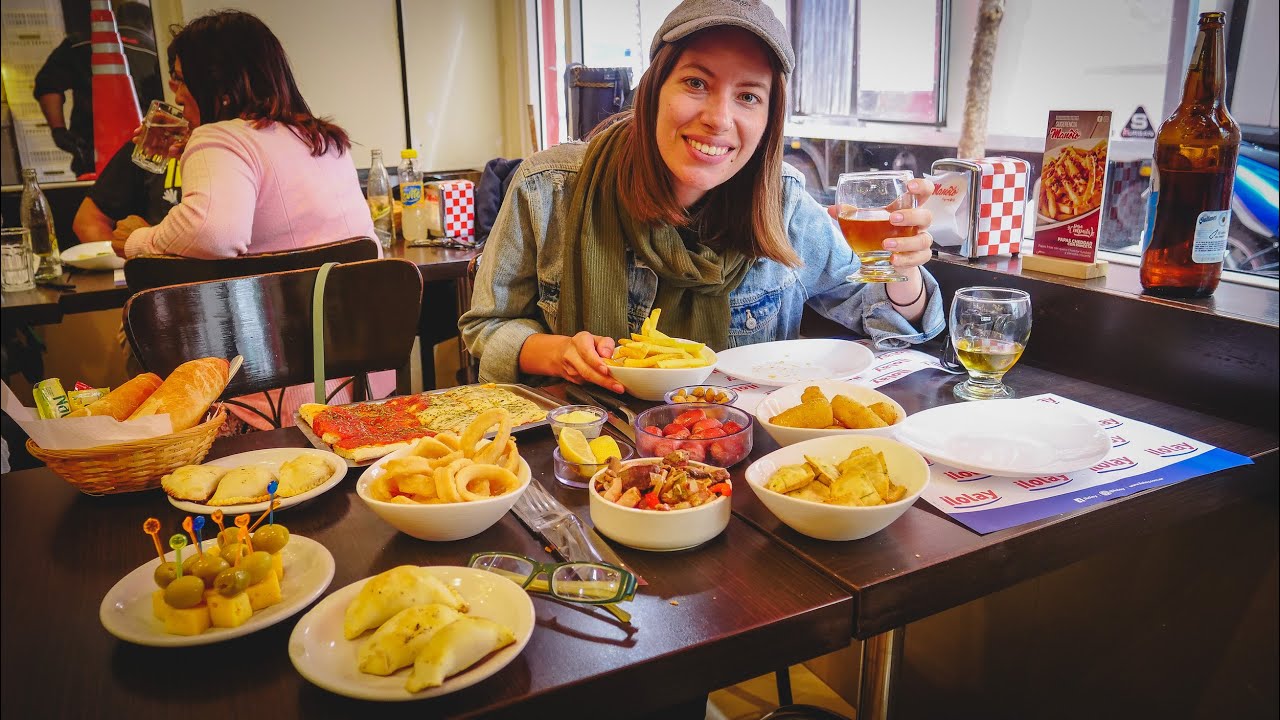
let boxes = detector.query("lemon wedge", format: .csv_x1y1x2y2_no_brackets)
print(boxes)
588,436,622,462
557,427,597,465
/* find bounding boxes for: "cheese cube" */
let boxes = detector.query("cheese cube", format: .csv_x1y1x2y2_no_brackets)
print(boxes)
246,569,283,611
152,589,171,622
163,604,211,636
271,552,284,581
208,592,254,628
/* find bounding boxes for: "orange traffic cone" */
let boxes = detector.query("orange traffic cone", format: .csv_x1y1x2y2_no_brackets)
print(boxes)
90,0,143,177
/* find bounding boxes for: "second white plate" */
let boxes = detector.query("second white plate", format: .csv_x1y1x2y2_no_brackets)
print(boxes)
61,241,125,270
714,339,874,387
166,447,348,515
288,566,535,701
892,399,1111,478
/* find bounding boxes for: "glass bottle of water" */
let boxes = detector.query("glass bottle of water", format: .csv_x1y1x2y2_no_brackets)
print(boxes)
367,149,395,248
19,169,62,281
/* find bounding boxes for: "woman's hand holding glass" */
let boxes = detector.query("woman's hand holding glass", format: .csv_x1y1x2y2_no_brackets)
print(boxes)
828,176,934,276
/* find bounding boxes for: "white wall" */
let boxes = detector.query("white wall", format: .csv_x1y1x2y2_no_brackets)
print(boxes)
178,0,406,168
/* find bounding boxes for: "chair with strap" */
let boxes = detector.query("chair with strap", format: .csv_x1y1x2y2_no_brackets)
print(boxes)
123,259,423,427
124,236,381,293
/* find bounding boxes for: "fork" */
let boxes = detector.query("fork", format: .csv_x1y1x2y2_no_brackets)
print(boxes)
514,480,571,527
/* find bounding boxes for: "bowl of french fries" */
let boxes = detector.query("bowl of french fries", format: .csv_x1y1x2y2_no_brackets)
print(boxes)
603,309,717,401
743,435,929,541
355,410,531,541
755,381,907,447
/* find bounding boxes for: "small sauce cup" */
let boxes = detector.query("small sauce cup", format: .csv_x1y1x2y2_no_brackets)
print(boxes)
547,404,608,440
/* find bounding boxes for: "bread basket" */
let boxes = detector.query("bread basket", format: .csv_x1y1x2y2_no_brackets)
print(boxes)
26,409,227,495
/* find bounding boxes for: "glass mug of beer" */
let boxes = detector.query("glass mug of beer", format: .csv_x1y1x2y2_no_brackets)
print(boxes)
132,100,189,173
836,170,918,283
949,287,1032,401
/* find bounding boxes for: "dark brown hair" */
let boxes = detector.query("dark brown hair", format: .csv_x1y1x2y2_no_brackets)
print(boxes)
614,29,796,266
168,10,349,157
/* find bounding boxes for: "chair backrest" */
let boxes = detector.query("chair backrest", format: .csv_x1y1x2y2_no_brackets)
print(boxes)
563,63,634,140
123,258,423,398
124,236,381,294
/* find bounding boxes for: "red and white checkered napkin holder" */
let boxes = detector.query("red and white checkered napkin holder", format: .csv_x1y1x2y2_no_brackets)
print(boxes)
417,179,478,247
927,157,1031,259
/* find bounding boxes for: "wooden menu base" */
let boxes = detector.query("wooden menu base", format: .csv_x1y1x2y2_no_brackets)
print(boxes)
1021,253,1109,279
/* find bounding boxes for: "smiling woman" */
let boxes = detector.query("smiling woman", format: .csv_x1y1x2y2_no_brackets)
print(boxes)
459,0,947,393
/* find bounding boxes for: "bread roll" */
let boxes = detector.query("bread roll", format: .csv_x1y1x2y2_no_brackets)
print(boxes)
68,373,162,420
128,358,230,431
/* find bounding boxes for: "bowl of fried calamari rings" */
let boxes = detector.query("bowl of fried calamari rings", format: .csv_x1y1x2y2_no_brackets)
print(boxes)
356,409,531,541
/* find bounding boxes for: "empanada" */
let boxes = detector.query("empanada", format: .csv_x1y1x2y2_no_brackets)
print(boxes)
405,617,516,692
357,604,463,676
343,566,468,639
161,465,228,503
276,454,331,497
208,465,274,506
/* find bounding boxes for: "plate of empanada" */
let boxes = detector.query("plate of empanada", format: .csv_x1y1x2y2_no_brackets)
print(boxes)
164,448,347,514
288,566,535,701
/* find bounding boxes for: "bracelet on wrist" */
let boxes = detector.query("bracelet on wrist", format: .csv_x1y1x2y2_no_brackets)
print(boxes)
888,281,926,308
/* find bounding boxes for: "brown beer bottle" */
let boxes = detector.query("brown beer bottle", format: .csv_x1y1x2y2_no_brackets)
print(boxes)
1139,12,1240,298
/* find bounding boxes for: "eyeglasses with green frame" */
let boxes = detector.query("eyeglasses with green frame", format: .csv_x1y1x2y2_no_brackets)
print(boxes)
468,552,638,623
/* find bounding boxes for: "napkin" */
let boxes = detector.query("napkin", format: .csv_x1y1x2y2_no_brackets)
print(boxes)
1,381,174,450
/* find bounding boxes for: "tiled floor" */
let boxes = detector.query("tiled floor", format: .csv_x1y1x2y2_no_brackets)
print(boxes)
706,665,857,720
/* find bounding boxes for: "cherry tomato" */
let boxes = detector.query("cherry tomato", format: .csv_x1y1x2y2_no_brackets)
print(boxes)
643,425,664,436
673,409,707,426
722,420,744,434
663,425,691,440
691,418,723,434
679,442,707,463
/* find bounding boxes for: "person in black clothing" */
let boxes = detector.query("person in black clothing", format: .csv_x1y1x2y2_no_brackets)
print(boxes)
32,1,164,175
72,139,182,244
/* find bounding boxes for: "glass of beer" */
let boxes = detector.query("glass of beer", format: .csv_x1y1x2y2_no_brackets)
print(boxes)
949,287,1032,401
836,170,918,283
132,100,189,173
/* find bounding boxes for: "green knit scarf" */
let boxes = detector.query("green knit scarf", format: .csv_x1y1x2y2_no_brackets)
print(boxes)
557,120,751,349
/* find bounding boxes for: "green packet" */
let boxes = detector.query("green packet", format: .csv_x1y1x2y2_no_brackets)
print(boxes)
68,387,110,413
33,378,73,419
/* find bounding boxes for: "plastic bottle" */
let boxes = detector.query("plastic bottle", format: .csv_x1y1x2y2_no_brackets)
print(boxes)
366,149,395,248
19,169,62,281
399,149,427,245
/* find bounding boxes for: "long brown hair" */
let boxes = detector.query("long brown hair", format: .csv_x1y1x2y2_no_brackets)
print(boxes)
613,30,796,266
168,10,350,157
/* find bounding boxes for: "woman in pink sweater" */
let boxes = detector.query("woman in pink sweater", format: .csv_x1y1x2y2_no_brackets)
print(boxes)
122,11,375,258
119,11,389,431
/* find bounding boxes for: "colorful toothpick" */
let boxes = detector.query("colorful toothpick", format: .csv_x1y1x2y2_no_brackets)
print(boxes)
192,516,206,555
143,518,164,562
210,510,225,533
169,534,188,577
181,516,197,550
234,514,253,553
267,480,278,526
249,499,282,532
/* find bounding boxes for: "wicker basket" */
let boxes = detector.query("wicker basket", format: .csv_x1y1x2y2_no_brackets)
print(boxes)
26,409,227,495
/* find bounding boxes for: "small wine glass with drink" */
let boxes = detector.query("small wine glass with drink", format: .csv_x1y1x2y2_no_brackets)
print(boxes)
836,170,918,283
949,287,1032,401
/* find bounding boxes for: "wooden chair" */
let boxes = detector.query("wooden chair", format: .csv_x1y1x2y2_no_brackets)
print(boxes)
123,236,381,293
122,259,423,427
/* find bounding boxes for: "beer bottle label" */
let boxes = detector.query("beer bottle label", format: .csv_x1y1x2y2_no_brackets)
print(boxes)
1191,210,1230,263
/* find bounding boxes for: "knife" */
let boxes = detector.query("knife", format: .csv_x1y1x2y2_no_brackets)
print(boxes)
564,386,636,442
511,478,647,585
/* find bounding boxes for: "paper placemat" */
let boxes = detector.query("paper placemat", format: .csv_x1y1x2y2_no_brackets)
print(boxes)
917,394,1254,534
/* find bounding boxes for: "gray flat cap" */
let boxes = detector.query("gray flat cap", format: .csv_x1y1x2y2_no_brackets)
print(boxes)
650,0,795,75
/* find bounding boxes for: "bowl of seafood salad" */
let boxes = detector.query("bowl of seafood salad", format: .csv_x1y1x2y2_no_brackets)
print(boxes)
588,450,733,551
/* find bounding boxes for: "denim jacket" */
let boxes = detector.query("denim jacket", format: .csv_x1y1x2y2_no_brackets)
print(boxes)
459,142,945,384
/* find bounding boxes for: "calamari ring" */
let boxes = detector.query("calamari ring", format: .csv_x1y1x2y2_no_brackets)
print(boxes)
425,450,464,470
434,431,462,451
383,456,435,477
461,408,514,461
434,466,463,503
500,439,522,474
455,464,521,501
410,435,455,459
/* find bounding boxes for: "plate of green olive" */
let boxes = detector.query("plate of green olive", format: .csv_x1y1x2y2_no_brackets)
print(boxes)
99,534,334,647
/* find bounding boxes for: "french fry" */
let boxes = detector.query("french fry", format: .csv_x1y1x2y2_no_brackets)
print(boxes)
609,308,713,369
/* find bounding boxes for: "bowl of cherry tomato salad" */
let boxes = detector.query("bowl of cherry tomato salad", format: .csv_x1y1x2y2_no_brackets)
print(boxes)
632,402,753,468
588,450,733,551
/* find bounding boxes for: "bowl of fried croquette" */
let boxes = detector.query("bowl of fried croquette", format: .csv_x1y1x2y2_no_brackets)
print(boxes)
754,381,907,447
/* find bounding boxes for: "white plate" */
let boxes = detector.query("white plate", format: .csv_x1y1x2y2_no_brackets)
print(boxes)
99,534,335,647
715,339,874,387
892,399,1111,478
288,566,535,701
167,448,348,515
61,241,125,270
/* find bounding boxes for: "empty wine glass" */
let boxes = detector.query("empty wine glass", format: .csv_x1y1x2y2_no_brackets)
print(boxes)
835,171,918,283
949,287,1032,401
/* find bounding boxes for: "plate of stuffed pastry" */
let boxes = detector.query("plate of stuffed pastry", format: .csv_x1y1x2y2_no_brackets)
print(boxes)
288,565,535,701
163,448,348,514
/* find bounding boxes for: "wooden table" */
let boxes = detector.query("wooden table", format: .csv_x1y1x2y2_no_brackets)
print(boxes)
724,359,1278,717
1,426,852,720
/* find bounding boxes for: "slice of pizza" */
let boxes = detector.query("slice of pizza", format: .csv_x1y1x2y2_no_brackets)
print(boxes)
299,397,437,462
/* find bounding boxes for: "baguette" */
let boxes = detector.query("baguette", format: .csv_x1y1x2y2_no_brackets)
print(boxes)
128,358,230,431
68,373,162,420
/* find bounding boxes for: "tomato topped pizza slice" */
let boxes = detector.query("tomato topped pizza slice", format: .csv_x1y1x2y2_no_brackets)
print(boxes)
299,396,437,462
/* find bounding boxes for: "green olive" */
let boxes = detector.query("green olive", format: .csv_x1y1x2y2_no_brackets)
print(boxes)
217,528,241,547
219,542,244,566
213,568,250,597
243,551,273,585
253,525,290,554
163,575,206,609
190,555,230,588
153,561,179,589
